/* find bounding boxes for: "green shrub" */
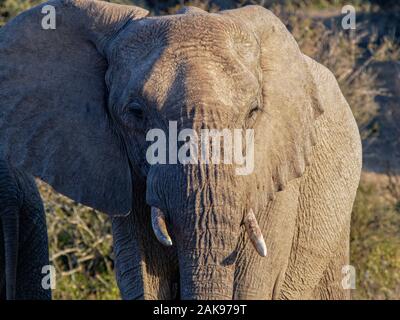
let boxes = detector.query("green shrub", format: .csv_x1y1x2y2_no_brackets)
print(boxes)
351,181,400,299
0,0,42,25
39,181,120,300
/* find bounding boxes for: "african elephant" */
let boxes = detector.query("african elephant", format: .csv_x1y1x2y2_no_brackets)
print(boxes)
0,0,362,299
0,156,51,300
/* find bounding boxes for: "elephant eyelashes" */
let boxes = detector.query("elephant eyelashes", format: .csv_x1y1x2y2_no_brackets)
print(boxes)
248,106,259,118
126,102,145,120
119,102,148,131
246,102,262,127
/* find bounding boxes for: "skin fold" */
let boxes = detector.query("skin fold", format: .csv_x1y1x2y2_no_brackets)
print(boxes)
0,1,361,299
0,157,51,300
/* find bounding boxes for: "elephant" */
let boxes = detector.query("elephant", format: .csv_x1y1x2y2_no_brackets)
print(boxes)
0,0,362,300
0,156,51,300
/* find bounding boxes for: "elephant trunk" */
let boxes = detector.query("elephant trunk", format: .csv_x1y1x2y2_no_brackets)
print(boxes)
146,165,264,299
1,209,19,300
150,205,237,299
176,206,240,300
150,205,238,299
180,263,235,299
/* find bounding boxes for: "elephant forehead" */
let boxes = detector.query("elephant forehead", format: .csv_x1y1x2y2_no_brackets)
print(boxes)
109,13,260,114
119,13,258,62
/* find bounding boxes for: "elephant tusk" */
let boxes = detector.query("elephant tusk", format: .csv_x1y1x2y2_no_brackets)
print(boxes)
244,209,267,257
151,207,173,247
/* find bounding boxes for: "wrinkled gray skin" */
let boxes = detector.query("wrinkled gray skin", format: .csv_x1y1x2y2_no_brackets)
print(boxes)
0,1,361,299
0,157,51,300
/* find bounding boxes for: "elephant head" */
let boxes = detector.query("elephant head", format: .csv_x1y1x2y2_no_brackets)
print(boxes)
0,1,322,299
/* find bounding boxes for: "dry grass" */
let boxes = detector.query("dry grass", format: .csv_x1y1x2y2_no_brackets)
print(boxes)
351,173,400,299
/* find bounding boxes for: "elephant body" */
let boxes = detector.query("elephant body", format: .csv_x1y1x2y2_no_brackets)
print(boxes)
0,1,361,300
0,157,51,300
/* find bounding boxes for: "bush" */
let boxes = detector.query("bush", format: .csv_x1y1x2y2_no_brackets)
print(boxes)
38,181,120,299
0,0,41,25
351,179,400,299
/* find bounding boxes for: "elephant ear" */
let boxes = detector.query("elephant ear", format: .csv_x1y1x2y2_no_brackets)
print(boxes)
0,0,148,215
222,6,323,197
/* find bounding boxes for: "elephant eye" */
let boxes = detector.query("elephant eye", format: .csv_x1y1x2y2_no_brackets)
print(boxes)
248,105,260,118
246,100,262,126
126,102,144,120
